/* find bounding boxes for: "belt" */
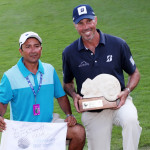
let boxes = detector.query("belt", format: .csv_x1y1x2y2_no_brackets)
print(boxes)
88,109,103,112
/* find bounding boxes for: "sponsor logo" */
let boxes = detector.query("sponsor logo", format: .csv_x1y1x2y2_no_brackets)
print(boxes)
130,56,135,66
78,61,89,67
106,55,113,62
77,6,87,16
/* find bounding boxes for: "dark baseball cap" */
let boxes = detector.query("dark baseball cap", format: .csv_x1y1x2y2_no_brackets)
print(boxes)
73,4,95,24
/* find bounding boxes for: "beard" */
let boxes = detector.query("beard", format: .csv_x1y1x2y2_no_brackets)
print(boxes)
81,28,95,41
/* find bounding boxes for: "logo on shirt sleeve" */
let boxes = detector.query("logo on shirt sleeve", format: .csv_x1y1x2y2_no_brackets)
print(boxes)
130,56,135,66
106,55,113,62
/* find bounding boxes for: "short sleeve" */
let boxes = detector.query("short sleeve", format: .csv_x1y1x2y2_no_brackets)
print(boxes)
121,42,136,75
53,69,65,98
0,74,13,104
62,51,74,83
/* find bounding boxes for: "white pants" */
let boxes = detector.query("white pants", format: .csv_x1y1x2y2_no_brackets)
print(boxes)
81,96,142,150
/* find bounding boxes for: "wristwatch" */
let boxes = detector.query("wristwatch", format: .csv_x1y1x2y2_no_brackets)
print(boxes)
66,114,75,118
125,87,131,93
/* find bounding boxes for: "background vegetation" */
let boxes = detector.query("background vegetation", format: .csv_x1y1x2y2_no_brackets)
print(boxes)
0,0,150,149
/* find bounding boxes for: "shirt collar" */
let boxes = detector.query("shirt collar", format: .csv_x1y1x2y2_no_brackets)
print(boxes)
17,57,44,77
77,29,106,51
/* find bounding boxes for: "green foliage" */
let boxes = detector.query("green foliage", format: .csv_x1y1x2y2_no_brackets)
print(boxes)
0,0,150,149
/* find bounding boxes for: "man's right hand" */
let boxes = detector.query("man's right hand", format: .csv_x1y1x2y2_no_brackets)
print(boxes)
73,94,83,113
0,116,6,132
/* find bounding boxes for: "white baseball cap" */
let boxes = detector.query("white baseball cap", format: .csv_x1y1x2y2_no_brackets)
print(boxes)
19,31,42,48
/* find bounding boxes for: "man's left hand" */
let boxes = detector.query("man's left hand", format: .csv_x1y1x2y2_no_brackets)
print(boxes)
116,89,129,109
65,115,77,127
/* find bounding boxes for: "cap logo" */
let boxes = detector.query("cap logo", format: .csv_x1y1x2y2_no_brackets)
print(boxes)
77,6,87,16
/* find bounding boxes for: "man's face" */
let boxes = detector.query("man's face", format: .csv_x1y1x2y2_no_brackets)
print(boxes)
74,17,97,41
19,38,42,64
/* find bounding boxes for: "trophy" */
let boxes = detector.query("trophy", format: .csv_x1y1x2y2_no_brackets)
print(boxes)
79,74,121,112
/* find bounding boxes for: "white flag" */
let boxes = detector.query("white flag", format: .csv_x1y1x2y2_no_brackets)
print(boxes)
0,119,67,150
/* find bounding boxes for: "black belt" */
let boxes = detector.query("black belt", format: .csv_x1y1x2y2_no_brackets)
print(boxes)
88,109,103,112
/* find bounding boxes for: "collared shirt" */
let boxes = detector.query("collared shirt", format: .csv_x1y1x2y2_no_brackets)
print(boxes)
0,57,65,122
63,29,136,95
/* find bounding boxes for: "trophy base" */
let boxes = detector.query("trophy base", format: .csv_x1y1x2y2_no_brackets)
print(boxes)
79,97,120,112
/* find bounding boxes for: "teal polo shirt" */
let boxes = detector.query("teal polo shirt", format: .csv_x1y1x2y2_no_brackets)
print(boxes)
0,57,65,122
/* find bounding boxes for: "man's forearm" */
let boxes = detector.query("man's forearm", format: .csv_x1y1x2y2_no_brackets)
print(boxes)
0,103,8,117
126,68,140,92
63,80,77,98
57,95,72,115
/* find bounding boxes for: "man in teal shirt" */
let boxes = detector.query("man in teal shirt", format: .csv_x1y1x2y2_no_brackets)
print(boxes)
0,31,85,150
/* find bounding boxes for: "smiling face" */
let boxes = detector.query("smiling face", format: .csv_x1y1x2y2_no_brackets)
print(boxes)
74,17,97,41
19,38,42,65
